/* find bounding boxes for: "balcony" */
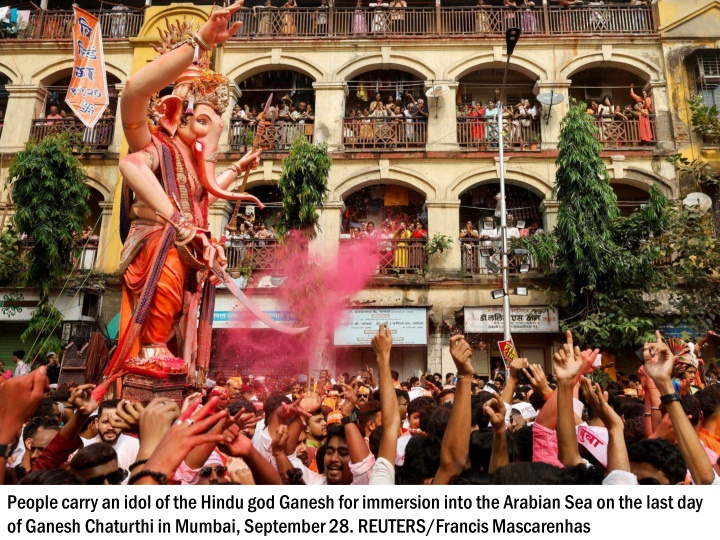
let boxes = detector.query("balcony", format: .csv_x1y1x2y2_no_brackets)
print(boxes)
228,120,313,152
340,237,426,275
548,3,654,35
30,117,115,153
461,239,539,277
225,238,284,276
591,114,656,149
1,9,144,40
19,237,99,273
228,4,654,40
342,117,427,150
457,115,541,151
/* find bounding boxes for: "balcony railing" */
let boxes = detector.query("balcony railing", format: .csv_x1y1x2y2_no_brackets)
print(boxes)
19,238,99,273
30,118,115,153
227,4,653,39
340,237,426,275
228,120,313,152
343,117,427,150
3,9,144,40
591,115,656,149
457,116,541,150
440,6,545,35
225,238,284,275
548,4,653,35
461,238,539,276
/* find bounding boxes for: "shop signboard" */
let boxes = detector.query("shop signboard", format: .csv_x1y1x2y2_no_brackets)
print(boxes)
334,308,428,346
465,306,558,333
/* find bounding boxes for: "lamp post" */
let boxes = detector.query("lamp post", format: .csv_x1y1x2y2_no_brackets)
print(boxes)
496,27,521,342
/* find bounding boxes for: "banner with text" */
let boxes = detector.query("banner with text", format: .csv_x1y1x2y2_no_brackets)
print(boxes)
334,308,428,346
65,6,108,128
465,306,558,333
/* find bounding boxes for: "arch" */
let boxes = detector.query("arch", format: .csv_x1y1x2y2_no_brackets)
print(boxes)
332,165,438,201
447,53,548,81
226,55,324,84
0,63,20,84
560,54,660,82
336,53,436,82
32,61,127,86
621,168,676,197
450,168,552,201
84,176,110,200
139,6,210,39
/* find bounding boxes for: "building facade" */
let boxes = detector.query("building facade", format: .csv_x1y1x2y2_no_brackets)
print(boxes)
1,1,712,379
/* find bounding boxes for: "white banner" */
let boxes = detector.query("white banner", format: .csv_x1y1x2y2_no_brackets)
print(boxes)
465,306,559,333
334,308,427,346
212,293,295,329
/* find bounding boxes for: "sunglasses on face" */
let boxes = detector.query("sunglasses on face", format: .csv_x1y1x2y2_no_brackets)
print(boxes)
200,466,227,478
86,468,128,485
357,393,370,399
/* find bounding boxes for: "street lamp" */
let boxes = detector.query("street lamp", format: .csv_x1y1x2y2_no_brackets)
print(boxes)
496,27,522,342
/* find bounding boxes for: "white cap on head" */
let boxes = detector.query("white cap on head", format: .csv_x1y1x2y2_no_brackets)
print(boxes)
46,351,56,357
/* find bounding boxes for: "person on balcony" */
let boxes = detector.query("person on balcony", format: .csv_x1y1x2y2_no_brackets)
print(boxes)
314,0,329,34
359,108,374,143
370,93,383,114
459,220,479,240
403,102,416,143
597,95,614,141
630,84,653,144
281,0,297,36
484,100,499,146
255,0,276,35
467,103,485,145
353,0,368,35
413,221,427,239
388,0,407,33
369,1,389,34
45,105,63,125
474,0,490,34
393,222,412,270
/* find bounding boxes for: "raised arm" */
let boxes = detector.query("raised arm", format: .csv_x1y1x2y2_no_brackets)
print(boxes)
484,397,509,474
580,377,629,474
221,425,281,485
372,324,399,463
644,331,716,485
120,2,244,153
433,334,474,484
554,331,585,468
500,356,528,405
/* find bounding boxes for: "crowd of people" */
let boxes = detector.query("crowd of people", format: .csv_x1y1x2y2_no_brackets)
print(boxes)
2,324,720,486
341,216,427,271
585,85,654,144
457,98,541,148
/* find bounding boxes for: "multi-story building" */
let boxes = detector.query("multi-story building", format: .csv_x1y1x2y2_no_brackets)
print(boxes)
1,0,710,380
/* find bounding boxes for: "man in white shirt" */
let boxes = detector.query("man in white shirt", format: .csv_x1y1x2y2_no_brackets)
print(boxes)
87,399,139,473
13,349,30,378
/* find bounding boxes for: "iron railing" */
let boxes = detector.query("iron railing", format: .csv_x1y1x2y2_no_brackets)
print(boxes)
225,4,654,39
4,9,144,40
343,116,427,150
461,238,539,276
457,115,541,150
228,119,313,152
19,237,99,273
340,237,426,275
30,117,115,152
591,114,656,148
225,238,284,275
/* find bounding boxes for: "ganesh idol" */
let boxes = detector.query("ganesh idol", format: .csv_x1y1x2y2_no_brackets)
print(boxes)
104,2,301,388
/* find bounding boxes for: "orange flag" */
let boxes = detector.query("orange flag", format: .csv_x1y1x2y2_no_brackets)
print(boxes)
65,6,108,128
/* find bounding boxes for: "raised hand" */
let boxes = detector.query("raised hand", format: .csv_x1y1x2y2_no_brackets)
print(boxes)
110,400,145,432
0,367,48,443
138,398,182,455
579,378,622,430
449,334,474,377
229,409,261,433
278,395,313,422
197,1,245,46
483,397,507,433
236,149,262,174
508,356,529,380
220,424,253,458
643,331,675,389
339,383,358,416
271,424,290,457
181,392,203,415
371,324,392,360
553,330,590,382
137,396,228,480
68,383,99,416
523,363,551,397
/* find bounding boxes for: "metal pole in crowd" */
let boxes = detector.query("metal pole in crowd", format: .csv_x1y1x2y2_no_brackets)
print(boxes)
497,27,521,342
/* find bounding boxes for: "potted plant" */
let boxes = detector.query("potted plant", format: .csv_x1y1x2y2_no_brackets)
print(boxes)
528,132,540,150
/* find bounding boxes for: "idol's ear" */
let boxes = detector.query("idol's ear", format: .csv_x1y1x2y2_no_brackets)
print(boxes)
155,95,184,136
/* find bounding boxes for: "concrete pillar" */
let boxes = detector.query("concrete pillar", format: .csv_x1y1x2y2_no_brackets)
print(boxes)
0,85,42,152
219,83,241,154
427,328,447,375
648,80,674,153
425,80,459,152
97,201,114,270
535,80,570,150
208,200,233,238
425,199,462,278
312,82,345,151
109,83,125,154
540,199,560,231
310,200,343,259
